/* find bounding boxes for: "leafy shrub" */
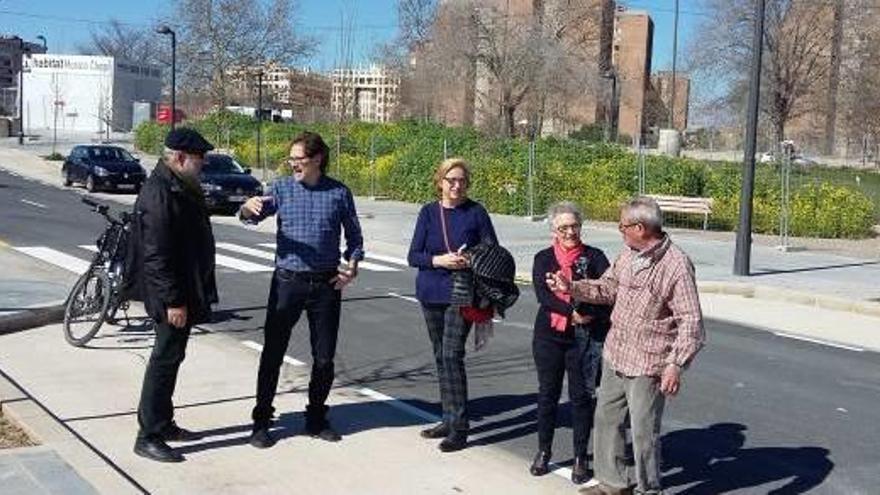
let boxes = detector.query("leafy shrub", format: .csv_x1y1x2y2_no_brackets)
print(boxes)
131,113,877,239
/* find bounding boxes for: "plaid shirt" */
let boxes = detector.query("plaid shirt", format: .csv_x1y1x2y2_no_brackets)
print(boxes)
243,175,364,271
570,235,705,377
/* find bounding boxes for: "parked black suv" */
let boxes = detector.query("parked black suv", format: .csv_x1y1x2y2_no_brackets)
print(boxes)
200,153,263,214
62,145,147,193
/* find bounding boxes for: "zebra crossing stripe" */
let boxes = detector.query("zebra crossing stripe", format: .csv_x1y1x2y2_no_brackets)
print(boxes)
13,246,91,274
255,242,401,272
215,242,275,261
357,261,399,272
365,253,409,267
89,244,273,273
214,254,273,273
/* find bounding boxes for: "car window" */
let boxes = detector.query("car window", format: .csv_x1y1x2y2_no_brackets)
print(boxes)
203,155,244,174
87,147,135,162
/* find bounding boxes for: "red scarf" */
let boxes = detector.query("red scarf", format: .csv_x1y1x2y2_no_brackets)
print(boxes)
550,239,584,332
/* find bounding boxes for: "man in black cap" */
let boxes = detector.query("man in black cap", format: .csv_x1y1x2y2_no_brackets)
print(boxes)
131,127,218,463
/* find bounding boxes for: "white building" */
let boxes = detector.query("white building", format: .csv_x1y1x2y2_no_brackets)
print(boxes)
332,66,400,123
22,54,161,133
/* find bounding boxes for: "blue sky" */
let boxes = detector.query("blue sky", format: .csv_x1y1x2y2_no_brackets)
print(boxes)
3,0,700,72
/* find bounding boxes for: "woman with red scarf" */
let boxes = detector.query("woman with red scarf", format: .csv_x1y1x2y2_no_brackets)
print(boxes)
529,201,612,484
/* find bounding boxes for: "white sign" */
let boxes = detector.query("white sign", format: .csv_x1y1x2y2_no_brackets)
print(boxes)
24,55,113,74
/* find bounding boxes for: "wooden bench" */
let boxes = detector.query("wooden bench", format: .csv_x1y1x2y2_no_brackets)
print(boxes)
647,194,714,230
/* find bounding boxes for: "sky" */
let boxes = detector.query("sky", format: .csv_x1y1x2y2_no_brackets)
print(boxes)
2,0,703,72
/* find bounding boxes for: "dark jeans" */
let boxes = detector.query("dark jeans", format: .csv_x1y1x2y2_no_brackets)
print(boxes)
137,321,192,440
421,303,472,433
532,327,603,456
252,268,342,427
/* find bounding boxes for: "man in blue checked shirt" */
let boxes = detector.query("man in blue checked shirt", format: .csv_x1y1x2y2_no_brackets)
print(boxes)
239,131,364,448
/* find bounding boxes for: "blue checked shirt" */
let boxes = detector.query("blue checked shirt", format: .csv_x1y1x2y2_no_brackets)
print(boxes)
242,175,364,271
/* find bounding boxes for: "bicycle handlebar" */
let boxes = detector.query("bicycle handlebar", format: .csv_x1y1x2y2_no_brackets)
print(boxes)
81,196,126,225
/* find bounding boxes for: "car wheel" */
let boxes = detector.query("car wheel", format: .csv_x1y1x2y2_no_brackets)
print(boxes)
62,169,72,187
85,175,96,192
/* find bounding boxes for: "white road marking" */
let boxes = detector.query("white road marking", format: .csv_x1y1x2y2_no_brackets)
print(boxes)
254,243,399,272
366,253,410,267
214,254,273,273
241,340,305,366
388,292,419,304
216,242,275,261
355,387,440,423
357,261,399,272
13,246,91,274
773,332,864,352
78,244,98,252
20,199,47,209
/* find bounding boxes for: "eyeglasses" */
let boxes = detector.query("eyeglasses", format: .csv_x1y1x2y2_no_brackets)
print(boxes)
555,223,581,233
618,222,640,232
443,177,468,186
286,155,313,166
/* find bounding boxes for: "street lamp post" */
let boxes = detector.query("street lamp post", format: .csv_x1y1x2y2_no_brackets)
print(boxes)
36,35,47,51
733,0,767,276
15,37,28,145
155,26,176,130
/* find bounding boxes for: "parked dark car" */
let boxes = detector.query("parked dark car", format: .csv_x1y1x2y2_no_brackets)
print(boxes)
62,145,147,193
200,153,263,214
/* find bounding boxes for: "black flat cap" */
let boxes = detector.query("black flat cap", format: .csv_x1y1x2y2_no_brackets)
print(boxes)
165,127,214,153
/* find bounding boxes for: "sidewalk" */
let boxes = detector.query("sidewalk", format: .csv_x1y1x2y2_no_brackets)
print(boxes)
0,316,578,494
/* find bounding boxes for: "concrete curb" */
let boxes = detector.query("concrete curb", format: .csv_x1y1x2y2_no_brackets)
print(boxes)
697,281,880,318
0,304,66,336
514,270,880,318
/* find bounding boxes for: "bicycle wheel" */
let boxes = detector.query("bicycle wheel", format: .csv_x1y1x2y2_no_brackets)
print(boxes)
63,268,112,347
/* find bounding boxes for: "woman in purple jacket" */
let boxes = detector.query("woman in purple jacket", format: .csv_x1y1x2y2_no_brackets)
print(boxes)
407,158,497,453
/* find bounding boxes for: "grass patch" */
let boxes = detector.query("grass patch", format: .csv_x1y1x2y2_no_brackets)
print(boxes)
43,152,65,161
0,409,36,449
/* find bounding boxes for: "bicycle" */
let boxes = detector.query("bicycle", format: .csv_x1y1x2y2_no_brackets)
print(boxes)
63,197,136,346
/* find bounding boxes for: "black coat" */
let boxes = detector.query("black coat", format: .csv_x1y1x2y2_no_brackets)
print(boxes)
532,245,612,342
128,161,218,325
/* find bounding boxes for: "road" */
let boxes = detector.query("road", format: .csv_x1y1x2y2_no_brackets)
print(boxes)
1,168,878,494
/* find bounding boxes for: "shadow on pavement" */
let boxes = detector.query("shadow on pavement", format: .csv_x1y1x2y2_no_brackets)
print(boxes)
661,423,833,494
174,400,433,455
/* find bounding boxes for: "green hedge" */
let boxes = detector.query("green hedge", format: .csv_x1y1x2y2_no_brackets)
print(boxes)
133,114,877,239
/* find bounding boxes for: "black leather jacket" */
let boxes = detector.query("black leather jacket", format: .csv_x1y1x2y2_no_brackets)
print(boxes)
128,161,218,325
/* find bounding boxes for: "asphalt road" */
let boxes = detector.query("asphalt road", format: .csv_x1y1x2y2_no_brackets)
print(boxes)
1,168,878,494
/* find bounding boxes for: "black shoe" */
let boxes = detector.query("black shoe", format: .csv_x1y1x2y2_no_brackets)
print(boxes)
134,438,184,463
161,423,203,442
308,425,342,442
438,433,467,453
420,423,450,439
529,450,552,476
305,404,341,442
250,426,276,449
571,456,590,484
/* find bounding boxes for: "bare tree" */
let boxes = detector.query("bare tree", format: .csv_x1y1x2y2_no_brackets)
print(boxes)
172,0,314,107
836,2,880,162
77,19,162,64
688,0,834,148
402,0,607,136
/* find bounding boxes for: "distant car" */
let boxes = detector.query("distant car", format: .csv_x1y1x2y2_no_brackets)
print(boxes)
62,145,147,193
758,150,819,166
200,153,263,214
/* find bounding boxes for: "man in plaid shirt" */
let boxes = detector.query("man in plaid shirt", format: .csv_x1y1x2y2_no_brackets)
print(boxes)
547,196,705,495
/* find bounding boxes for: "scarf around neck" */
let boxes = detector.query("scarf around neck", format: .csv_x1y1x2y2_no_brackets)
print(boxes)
550,239,584,332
